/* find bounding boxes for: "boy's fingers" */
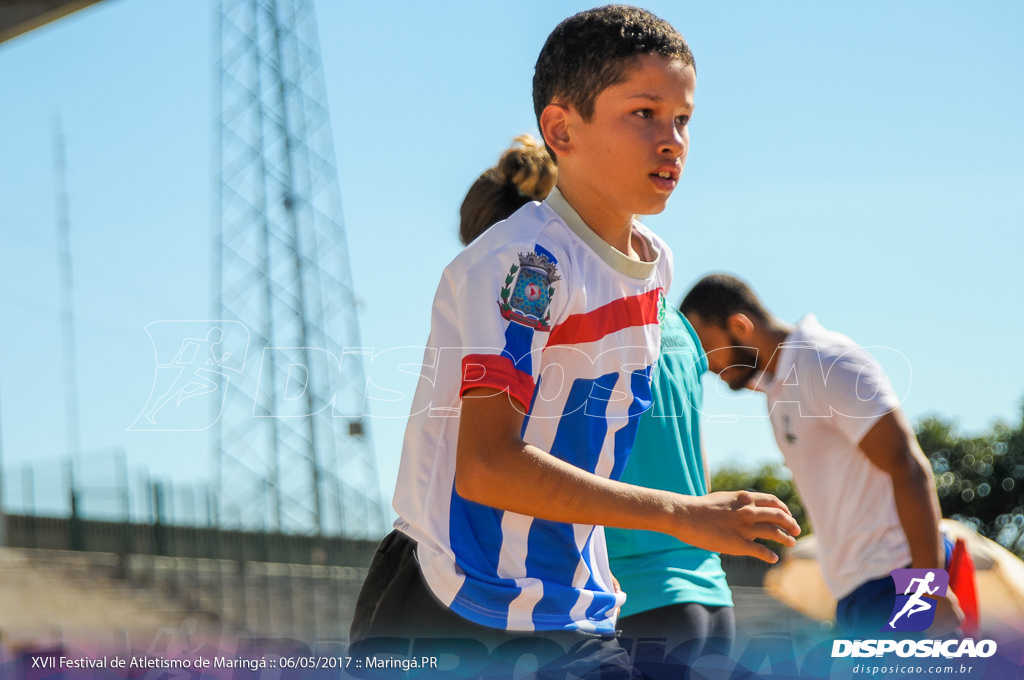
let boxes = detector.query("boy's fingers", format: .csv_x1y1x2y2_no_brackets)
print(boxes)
754,523,797,546
745,493,802,534
746,542,780,564
752,507,801,536
751,493,795,516
746,521,795,546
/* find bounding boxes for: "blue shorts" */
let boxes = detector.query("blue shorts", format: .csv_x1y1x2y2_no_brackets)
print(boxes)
834,536,954,636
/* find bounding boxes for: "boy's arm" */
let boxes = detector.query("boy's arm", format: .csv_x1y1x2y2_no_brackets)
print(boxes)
702,438,711,492
457,386,800,563
858,408,963,632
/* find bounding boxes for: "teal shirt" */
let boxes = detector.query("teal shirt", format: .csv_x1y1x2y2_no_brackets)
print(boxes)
606,307,733,615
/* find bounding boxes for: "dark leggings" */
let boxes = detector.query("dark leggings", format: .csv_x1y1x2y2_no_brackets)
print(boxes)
618,602,735,679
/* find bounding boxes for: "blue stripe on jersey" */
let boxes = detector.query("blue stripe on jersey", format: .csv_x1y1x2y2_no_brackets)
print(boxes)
502,322,534,376
610,366,654,481
525,519,601,628
581,531,617,622
449,492,518,628
520,372,619,629
520,375,541,437
534,243,558,264
526,518,579,585
525,521,617,629
548,372,619,471
449,364,648,631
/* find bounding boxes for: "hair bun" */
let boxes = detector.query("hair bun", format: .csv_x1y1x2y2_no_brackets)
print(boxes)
496,134,557,201
459,134,557,246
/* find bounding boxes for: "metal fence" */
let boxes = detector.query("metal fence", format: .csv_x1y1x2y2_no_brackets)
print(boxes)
5,449,255,531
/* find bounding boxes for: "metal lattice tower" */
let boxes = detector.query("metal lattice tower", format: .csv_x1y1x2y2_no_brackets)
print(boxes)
213,0,385,537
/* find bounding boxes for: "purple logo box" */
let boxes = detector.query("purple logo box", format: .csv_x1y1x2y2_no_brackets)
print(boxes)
884,568,949,632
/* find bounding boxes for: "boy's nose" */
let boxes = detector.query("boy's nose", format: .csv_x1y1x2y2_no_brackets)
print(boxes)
659,127,685,157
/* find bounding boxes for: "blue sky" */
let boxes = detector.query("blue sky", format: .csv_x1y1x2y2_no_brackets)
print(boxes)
0,1,1021,523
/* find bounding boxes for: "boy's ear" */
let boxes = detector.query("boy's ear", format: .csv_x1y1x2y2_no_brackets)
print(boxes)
539,103,572,158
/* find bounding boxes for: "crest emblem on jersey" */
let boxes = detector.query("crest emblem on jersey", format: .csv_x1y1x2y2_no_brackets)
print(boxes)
499,252,560,331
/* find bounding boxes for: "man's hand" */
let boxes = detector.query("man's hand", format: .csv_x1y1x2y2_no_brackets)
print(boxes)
672,491,800,563
927,590,965,638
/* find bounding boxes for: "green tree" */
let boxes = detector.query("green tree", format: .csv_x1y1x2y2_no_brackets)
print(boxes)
917,405,1024,558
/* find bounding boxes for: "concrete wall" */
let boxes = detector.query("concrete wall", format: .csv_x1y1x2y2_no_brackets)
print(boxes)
3,514,379,568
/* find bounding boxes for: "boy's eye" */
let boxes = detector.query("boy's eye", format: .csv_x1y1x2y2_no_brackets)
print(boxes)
676,115,690,127
633,109,653,119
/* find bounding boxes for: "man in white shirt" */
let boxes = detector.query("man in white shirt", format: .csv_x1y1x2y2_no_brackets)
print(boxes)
680,273,962,635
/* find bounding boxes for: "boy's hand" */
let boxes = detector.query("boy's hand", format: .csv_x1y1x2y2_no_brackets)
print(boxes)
673,491,800,563
457,388,799,561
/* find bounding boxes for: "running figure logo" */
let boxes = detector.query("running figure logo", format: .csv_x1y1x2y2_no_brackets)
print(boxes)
130,321,249,431
885,568,950,632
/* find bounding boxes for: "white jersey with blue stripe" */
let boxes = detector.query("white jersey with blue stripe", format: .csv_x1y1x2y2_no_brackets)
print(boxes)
392,188,672,633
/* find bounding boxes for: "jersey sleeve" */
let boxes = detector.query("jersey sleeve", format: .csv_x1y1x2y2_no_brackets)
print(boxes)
805,346,902,445
453,241,569,411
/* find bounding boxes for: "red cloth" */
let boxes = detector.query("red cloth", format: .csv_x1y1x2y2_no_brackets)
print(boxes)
947,536,980,636
461,353,536,412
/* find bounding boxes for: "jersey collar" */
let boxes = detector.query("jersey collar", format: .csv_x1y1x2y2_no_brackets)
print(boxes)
545,187,659,280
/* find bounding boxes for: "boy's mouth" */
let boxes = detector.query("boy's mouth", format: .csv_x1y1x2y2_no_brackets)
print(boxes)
650,168,680,191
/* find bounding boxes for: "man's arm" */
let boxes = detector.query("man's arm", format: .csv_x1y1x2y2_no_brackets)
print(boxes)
858,408,963,631
456,386,800,563
858,408,943,570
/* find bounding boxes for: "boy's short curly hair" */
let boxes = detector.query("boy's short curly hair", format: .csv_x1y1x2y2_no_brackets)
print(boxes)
533,5,694,126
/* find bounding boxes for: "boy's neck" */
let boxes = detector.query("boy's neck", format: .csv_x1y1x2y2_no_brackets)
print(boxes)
555,180,639,259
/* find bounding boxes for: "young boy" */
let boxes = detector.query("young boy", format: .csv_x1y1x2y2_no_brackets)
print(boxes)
351,6,799,658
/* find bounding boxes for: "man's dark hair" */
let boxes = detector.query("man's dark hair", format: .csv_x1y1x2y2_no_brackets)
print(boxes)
533,5,694,128
680,273,770,327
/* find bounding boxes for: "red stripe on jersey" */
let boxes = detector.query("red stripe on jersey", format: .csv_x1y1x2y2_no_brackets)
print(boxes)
547,288,662,347
460,354,535,411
